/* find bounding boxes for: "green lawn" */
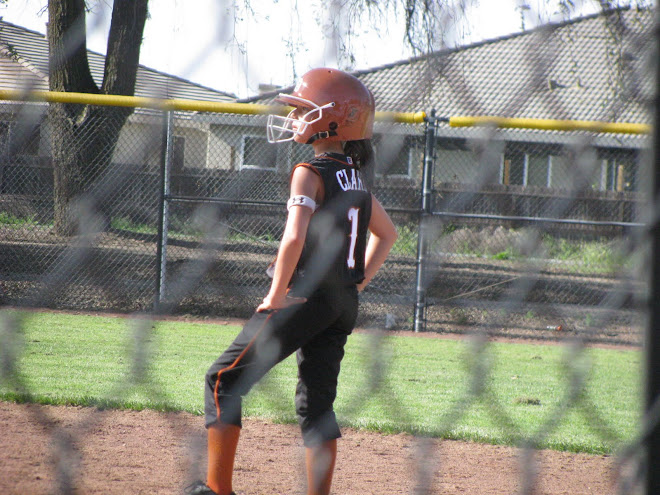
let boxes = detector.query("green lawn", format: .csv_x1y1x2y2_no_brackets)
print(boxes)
0,310,642,455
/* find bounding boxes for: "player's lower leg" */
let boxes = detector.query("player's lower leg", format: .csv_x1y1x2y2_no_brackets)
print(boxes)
206,422,241,495
305,439,337,495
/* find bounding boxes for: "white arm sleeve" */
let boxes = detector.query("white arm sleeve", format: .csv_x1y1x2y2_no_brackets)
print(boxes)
287,195,318,211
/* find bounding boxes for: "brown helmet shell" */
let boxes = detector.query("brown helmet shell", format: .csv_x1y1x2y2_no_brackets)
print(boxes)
279,68,375,143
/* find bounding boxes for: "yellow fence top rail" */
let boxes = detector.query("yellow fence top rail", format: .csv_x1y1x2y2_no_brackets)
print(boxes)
0,89,426,123
449,115,651,135
0,89,275,114
6,91,646,132
376,110,427,124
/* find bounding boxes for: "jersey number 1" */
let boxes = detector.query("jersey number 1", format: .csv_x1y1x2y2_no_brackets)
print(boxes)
347,207,359,269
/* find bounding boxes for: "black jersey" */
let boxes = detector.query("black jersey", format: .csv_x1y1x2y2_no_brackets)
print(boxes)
292,153,372,290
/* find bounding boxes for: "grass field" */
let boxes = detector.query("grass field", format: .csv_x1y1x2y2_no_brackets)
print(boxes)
0,310,642,455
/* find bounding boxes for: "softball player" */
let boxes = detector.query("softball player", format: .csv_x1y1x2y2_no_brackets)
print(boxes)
186,68,398,495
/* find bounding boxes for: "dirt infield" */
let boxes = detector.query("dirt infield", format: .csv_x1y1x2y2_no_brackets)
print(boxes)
1,401,618,495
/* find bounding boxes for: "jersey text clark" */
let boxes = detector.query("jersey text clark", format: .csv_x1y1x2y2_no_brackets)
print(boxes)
336,168,367,192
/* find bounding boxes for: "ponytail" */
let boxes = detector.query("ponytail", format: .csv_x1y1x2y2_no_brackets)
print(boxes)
343,139,375,189
342,139,373,170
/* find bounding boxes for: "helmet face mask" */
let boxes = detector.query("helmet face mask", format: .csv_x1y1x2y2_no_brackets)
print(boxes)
267,68,375,145
266,95,336,144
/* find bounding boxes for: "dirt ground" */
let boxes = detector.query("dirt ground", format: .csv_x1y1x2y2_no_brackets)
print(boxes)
0,401,621,495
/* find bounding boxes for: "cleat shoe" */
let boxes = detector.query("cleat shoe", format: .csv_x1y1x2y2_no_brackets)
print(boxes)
184,481,217,495
183,481,236,495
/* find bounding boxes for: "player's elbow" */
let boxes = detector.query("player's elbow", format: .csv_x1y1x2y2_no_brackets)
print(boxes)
382,224,398,246
390,225,399,243
370,220,397,241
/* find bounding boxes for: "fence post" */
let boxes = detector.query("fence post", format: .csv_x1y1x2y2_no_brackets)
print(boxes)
645,7,660,493
155,110,173,311
414,110,437,332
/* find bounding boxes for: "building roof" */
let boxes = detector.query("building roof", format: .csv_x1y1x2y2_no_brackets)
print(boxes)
0,19,236,101
244,7,654,125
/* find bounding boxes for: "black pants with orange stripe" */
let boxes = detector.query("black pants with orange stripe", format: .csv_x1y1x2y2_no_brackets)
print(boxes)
204,284,358,447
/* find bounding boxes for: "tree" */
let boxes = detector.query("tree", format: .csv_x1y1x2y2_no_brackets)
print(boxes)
47,0,148,235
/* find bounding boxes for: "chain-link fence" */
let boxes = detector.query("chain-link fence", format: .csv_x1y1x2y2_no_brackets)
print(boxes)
0,101,426,328
0,98,647,346
157,112,426,334
419,120,648,346
1,5,658,493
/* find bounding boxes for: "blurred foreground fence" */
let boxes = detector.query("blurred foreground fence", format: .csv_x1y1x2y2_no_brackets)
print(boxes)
2,5,660,495
0,91,651,346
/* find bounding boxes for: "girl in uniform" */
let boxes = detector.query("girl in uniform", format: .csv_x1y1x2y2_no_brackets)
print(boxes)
187,67,398,495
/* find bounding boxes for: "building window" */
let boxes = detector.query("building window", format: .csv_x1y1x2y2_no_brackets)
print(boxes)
0,122,9,157
172,136,185,172
498,147,639,192
551,151,637,192
601,158,635,192
502,150,552,187
22,124,41,156
8,122,41,156
0,122,42,158
527,154,550,187
0,122,41,157
241,135,277,170
435,148,483,183
501,150,525,185
548,155,572,190
374,134,412,177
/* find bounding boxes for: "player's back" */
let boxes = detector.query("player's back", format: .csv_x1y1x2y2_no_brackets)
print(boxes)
294,153,372,291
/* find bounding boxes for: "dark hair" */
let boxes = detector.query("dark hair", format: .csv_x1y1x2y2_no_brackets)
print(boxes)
343,139,375,189
343,139,374,170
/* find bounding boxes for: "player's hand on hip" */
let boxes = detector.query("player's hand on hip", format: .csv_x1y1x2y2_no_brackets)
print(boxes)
257,293,307,313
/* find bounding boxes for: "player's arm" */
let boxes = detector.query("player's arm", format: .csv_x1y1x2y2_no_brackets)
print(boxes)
356,194,398,292
257,166,321,312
